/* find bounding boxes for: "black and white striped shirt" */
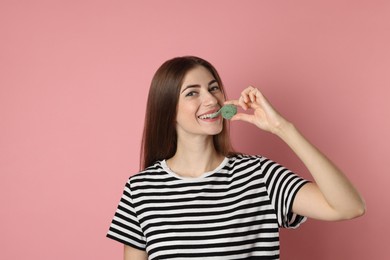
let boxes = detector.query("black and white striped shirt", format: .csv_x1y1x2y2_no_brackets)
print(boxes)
107,155,309,259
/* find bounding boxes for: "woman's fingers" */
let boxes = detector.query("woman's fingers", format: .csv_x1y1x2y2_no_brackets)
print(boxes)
225,86,262,110
224,96,248,110
241,86,256,103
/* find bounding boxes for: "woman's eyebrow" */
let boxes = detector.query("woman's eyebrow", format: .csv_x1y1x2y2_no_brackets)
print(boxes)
181,85,200,93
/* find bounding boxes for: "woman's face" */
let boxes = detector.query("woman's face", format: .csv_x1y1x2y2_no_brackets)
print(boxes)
176,66,225,139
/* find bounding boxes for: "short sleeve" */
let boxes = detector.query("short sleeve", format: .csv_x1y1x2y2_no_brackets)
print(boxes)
106,179,146,250
260,156,310,228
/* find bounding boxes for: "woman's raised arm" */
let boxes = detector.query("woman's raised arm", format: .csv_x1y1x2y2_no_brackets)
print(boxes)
226,86,365,221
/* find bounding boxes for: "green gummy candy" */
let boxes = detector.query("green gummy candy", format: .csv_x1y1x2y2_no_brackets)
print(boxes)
221,104,237,120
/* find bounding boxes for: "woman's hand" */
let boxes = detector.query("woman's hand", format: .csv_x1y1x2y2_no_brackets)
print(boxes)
225,86,289,135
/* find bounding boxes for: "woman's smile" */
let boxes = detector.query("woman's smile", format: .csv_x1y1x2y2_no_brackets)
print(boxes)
198,108,221,120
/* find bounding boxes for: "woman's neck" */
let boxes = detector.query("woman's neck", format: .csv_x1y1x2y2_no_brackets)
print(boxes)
166,136,224,178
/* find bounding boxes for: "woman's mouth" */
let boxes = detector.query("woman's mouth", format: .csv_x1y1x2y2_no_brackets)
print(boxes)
198,112,219,119
198,108,220,119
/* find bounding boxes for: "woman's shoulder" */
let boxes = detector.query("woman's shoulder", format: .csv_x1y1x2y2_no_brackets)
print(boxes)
229,153,283,168
225,153,266,169
228,153,263,162
128,160,166,181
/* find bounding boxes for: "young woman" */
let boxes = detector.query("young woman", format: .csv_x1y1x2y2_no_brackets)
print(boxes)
107,56,365,260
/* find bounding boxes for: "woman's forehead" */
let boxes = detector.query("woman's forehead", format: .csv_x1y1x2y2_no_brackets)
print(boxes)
181,66,216,87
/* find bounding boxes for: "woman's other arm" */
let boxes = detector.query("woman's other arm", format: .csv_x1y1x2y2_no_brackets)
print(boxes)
124,245,148,260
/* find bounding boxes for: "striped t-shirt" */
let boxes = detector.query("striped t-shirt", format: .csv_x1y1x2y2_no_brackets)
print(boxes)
107,155,309,259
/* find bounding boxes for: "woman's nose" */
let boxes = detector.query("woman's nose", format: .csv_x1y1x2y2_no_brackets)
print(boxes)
202,91,218,106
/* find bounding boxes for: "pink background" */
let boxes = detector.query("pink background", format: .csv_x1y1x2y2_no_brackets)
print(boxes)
1,0,389,259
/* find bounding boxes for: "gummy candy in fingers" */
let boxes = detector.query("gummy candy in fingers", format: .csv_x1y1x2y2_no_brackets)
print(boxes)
219,104,237,120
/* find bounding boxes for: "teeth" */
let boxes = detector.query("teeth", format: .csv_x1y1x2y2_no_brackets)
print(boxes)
199,112,218,119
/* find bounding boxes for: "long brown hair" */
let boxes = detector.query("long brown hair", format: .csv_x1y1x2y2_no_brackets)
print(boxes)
140,56,235,170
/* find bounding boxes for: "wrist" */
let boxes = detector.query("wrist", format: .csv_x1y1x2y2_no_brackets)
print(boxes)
273,120,296,139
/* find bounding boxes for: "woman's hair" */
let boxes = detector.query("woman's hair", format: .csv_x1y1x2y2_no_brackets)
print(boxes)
140,56,235,170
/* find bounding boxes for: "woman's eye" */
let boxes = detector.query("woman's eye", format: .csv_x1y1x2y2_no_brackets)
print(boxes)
185,91,197,97
209,86,220,92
